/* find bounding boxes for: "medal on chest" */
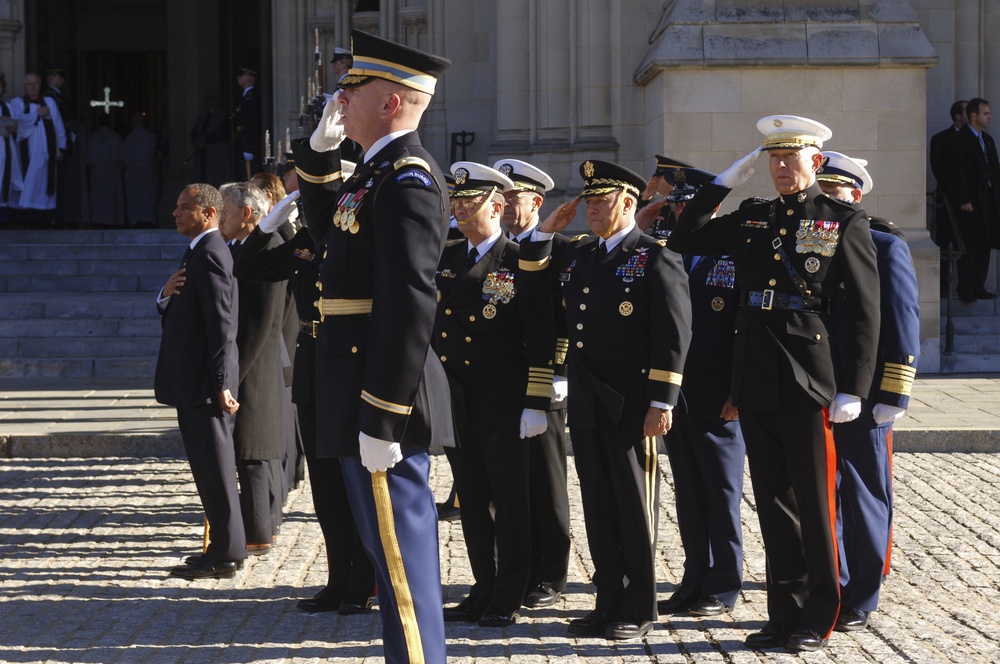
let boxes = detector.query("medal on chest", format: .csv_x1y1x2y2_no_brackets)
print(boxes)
794,220,840,256
481,268,516,319
335,188,368,234
616,247,649,283
705,258,736,289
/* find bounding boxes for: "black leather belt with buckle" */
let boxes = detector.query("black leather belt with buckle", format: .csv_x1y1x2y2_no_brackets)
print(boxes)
299,320,320,338
741,289,831,314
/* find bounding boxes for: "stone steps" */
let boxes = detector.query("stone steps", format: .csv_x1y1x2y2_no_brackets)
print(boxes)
939,292,1000,372
1,230,181,379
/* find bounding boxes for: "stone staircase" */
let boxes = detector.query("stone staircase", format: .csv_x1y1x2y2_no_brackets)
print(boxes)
0,229,185,379
939,288,1000,372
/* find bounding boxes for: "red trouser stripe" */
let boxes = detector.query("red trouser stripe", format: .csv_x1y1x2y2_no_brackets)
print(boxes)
884,427,894,576
822,409,841,640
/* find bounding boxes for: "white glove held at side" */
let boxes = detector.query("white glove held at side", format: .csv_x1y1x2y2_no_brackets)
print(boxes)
359,432,403,473
310,90,347,152
829,393,863,423
551,376,568,404
519,408,548,439
872,403,906,425
713,147,762,189
258,190,301,234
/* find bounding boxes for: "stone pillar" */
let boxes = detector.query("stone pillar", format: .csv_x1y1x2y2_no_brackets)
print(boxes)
493,0,531,151
0,0,24,86
954,0,982,97
575,0,613,146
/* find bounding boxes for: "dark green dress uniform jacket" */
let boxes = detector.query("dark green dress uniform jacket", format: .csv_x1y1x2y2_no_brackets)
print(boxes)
434,234,556,436
293,133,455,457
523,225,692,447
668,182,880,411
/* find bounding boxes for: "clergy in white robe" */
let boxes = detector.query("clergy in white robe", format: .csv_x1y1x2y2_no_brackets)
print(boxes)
9,73,66,217
121,113,158,226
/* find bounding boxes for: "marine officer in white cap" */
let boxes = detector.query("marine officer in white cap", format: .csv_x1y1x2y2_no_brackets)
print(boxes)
668,115,881,653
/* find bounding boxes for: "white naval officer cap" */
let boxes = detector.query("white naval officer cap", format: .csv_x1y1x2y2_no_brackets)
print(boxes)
450,161,515,198
816,151,873,195
492,159,555,195
757,115,833,150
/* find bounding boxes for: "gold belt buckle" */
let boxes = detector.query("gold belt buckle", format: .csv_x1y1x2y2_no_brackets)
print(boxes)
761,289,774,311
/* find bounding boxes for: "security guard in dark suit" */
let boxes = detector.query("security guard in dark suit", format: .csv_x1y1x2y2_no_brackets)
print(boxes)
523,160,692,640
815,152,919,633
669,116,881,653
234,66,261,179
233,152,375,615
296,30,453,664
437,161,556,627
493,157,572,609
653,166,747,619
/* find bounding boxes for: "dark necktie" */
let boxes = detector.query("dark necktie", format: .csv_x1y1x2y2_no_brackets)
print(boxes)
180,246,193,268
598,241,608,258
467,247,479,268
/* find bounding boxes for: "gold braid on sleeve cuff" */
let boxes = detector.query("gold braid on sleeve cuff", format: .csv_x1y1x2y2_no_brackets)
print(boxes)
879,362,916,396
649,369,683,386
527,367,555,398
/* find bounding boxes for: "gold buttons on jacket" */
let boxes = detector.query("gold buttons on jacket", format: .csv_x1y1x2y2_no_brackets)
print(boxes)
316,281,322,291
769,279,777,286
351,346,358,354
465,336,472,343
469,315,476,322
774,253,781,261
577,323,583,330
440,355,447,362
786,209,794,216
580,304,587,311
576,341,584,348
464,360,470,366
815,334,822,340
779,228,787,235
583,287,590,294
445,309,452,315
441,332,447,339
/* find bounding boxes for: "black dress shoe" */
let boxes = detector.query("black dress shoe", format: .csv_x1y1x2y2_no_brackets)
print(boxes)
657,590,698,615
443,595,488,622
605,619,653,640
568,608,614,636
688,596,731,617
170,556,239,580
744,622,792,649
436,503,461,522
338,597,375,615
835,607,869,632
297,587,342,613
523,584,561,608
184,555,244,570
247,542,271,556
975,288,999,299
786,628,828,652
478,606,518,627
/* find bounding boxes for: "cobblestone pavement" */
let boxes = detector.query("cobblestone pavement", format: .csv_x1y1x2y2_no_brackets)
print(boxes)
2,452,999,663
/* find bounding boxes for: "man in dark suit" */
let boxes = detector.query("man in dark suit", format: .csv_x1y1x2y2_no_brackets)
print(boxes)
493,157,572,610
816,152,920,633
950,97,1000,302
297,30,453,664
436,162,555,627
154,183,245,580
525,160,692,640
234,66,261,179
652,166,746,619
669,116,881,653
233,153,375,615
219,181,287,555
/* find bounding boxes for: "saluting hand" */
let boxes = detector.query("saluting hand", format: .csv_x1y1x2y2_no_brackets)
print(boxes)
539,196,581,233
636,199,667,231
162,268,186,297
643,406,672,437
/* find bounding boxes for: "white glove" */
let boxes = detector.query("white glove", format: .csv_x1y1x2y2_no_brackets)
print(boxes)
258,190,301,233
242,152,254,162
310,89,347,152
829,393,862,423
713,147,762,189
551,376,568,404
519,408,548,439
872,403,906,425
359,432,403,473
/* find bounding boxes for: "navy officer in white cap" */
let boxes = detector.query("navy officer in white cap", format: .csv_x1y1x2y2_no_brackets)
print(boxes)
493,157,573,610
668,115,881,653
816,151,919,635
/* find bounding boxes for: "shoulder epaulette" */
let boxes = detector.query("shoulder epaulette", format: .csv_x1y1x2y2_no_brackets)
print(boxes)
570,234,589,243
656,239,668,247
394,156,431,172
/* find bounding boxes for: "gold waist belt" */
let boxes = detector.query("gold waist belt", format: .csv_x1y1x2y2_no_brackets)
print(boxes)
316,297,374,320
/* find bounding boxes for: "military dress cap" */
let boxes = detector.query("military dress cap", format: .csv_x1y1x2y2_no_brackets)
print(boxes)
237,65,259,77
664,166,718,202
579,160,646,198
330,47,353,63
338,29,451,95
43,66,65,76
492,158,554,194
816,151,874,195
653,154,693,177
450,161,515,198
757,115,833,150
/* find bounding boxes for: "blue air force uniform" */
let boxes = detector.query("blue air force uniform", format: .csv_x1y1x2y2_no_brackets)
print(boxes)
296,30,453,664
833,224,919,614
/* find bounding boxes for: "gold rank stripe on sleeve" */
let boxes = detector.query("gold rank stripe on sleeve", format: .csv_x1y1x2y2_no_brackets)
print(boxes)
880,363,916,396
361,390,414,416
555,338,569,366
527,367,555,398
649,369,683,386
394,156,432,172
518,256,550,272
370,471,425,663
295,166,343,184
